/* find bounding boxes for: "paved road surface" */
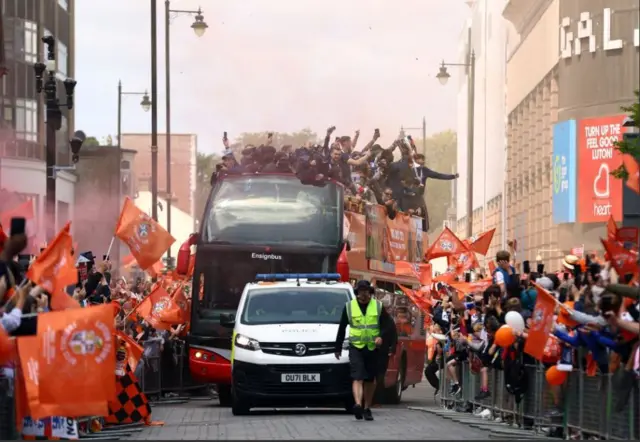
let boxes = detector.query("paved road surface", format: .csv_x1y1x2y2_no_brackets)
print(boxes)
123,383,490,440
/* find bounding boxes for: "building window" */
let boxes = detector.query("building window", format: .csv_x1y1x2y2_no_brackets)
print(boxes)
24,21,38,64
15,99,38,142
57,41,68,79
58,0,69,11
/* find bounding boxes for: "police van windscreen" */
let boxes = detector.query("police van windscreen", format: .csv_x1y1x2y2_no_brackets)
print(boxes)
240,287,351,325
203,175,341,248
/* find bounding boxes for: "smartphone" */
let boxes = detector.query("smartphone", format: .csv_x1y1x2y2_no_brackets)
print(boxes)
464,272,471,283
223,131,228,140
522,260,531,274
537,263,544,274
10,217,26,236
563,272,569,281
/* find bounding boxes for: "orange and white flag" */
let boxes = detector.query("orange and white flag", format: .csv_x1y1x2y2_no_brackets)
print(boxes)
115,197,175,270
27,222,77,297
425,227,468,260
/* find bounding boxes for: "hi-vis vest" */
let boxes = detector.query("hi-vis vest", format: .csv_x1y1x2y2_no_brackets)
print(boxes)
346,299,382,350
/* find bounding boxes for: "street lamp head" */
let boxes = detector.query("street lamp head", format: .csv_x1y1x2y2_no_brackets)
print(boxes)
140,92,152,112
63,78,77,97
70,130,86,164
436,62,450,86
191,8,208,37
33,62,46,79
41,35,55,47
536,254,542,262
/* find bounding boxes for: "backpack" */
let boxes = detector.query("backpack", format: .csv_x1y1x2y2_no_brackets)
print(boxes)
504,349,528,404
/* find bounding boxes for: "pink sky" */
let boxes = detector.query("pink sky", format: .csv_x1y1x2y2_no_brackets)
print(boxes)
76,0,469,153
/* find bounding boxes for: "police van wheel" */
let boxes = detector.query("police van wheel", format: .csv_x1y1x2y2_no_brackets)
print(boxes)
231,387,251,416
217,385,232,407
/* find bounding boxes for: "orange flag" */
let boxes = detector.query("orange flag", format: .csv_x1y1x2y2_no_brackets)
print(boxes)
397,284,433,313
467,228,495,256
26,222,78,297
0,327,12,365
601,238,638,277
0,199,35,231
133,285,173,330
394,261,432,286
49,288,81,311
616,227,639,249
115,331,144,372
607,215,618,242
115,197,175,270
447,249,480,276
524,283,557,361
488,260,497,275
622,154,639,194
16,336,107,421
37,304,115,412
146,260,165,278
159,284,190,325
448,278,494,296
433,269,457,285
425,227,468,260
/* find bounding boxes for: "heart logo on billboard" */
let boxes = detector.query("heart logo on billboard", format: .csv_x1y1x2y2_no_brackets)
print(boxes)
593,163,610,198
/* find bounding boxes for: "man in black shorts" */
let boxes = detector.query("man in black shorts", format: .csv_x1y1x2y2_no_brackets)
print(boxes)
335,280,395,421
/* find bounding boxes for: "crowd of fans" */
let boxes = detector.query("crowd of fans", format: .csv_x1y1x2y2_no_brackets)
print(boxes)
423,248,639,435
211,128,459,231
0,228,190,397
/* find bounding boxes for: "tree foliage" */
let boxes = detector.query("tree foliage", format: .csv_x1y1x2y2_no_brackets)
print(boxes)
612,90,639,180
415,130,457,233
84,136,100,147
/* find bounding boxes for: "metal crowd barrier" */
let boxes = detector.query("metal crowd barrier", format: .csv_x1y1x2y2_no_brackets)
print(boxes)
138,338,208,401
438,358,640,439
0,375,18,439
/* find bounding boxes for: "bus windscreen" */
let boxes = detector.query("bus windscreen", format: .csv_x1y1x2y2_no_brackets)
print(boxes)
203,175,341,248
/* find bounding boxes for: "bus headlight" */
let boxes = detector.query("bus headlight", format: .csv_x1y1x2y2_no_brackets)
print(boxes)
235,334,261,351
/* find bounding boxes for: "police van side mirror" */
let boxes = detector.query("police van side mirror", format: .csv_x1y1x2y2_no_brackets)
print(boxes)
220,313,235,328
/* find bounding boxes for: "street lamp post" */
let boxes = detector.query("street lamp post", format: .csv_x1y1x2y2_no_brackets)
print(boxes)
33,35,81,239
436,34,476,239
116,81,151,148
164,2,207,260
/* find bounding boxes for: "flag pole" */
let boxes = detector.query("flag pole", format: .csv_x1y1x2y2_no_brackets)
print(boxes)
106,236,116,259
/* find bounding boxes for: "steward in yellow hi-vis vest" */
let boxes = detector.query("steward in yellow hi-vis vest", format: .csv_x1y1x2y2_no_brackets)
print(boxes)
334,280,395,422
346,298,381,350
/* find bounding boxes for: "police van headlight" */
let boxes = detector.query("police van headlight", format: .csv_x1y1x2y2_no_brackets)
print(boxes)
342,339,350,350
235,334,261,351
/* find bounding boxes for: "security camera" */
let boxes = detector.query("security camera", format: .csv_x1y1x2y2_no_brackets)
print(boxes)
70,130,86,164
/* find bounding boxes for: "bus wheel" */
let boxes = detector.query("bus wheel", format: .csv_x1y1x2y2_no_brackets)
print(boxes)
386,356,406,405
217,385,232,407
231,387,251,416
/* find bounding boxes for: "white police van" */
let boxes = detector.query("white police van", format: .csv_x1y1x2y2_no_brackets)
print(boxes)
223,273,354,415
